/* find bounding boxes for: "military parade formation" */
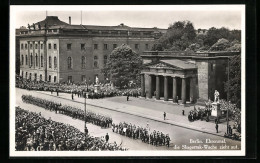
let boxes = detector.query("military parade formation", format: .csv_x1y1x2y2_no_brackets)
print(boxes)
15,107,126,151
112,122,171,147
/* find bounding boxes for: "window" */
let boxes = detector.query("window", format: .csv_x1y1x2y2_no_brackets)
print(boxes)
40,55,43,67
25,72,28,79
54,44,57,50
94,61,98,68
30,44,32,49
30,54,33,66
68,57,72,69
29,73,32,80
104,55,108,65
81,75,86,82
53,29,57,32
21,71,23,78
49,56,52,68
35,54,38,67
34,73,37,81
113,44,117,49
21,44,24,50
35,44,38,49
94,44,98,50
81,44,85,50
25,44,27,49
21,55,24,65
94,56,98,60
104,44,108,50
81,56,86,69
40,74,42,81
48,43,51,49
67,44,71,50
68,76,72,83
54,76,57,83
49,75,51,82
135,44,139,50
145,44,149,50
54,57,57,69
41,44,43,49
26,55,28,65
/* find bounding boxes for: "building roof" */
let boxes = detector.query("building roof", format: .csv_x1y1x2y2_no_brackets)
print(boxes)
35,16,69,27
160,59,196,70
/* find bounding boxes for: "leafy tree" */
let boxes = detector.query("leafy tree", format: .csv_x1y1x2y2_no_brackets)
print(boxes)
102,44,142,89
209,38,231,51
152,21,196,51
224,55,241,108
204,27,231,47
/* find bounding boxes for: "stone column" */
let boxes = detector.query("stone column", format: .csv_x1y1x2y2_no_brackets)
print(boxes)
141,74,145,97
164,76,168,101
156,75,160,100
27,41,30,67
148,75,152,98
172,77,177,102
190,77,194,103
181,78,187,104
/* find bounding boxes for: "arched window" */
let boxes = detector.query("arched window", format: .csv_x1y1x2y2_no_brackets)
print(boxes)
94,61,98,68
81,56,86,69
41,55,43,67
54,57,57,69
26,55,28,65
21,55,24,65
35,54,38,67
49,56,52,68
68,57,72,69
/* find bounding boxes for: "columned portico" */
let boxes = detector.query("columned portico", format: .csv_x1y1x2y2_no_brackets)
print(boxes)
172,77,177,102
141,74,145,97
141,59,197,105
147,74,152,98
156,75,160,100
181,78,187,104
164,76,168,101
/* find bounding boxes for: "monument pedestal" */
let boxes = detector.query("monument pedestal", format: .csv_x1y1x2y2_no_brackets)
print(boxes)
94,84,100,93
211,102,221,117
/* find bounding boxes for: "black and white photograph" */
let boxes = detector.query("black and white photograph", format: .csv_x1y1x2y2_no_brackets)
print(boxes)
9,5,245,157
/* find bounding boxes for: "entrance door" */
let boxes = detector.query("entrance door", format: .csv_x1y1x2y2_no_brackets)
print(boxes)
68,76,72,83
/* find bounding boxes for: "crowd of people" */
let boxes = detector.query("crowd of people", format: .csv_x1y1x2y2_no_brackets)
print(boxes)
21,95,113,128
188,106,212,122
15,107,126,151
16,76,141,99
112,122,171,147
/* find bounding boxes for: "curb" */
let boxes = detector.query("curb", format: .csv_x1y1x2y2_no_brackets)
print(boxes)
37,91,234,139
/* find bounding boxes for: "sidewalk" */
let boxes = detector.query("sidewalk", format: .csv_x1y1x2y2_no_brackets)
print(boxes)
38,91,234,138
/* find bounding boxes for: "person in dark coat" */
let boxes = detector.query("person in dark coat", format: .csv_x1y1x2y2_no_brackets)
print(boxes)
127,95,129,101
72,93,74,100
163,112,166,120
215,123,219,133
182,110,185,116
105,133,109,143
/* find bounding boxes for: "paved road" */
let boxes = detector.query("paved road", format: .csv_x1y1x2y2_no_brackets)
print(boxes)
15,88,240,150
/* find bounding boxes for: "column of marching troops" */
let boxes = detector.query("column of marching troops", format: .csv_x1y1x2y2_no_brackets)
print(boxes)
21,95,112,128
112,122,171,147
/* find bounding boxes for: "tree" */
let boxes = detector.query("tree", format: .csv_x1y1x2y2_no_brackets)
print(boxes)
204,27,231,47
152,21,196,51
209,38,231,51
224,55,241,108
102,44,142,89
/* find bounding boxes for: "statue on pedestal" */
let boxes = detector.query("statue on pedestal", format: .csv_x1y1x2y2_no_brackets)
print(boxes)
214,90,220,103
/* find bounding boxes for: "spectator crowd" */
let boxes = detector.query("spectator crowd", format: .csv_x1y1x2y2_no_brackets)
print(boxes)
15,107,126,151
112,122,171,147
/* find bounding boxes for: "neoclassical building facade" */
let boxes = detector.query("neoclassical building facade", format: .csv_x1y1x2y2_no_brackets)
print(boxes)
17,16,166,83
140,51,240,103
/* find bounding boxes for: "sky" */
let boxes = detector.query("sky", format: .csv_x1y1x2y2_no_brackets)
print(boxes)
12,5,244,30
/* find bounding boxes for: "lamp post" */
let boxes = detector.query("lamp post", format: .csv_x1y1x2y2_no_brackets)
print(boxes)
84,92,87,135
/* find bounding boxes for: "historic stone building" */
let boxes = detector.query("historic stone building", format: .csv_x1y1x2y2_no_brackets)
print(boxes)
140,51,240,103
17,16,166,83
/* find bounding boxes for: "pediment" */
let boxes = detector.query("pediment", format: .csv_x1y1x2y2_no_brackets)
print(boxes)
146,62,182,70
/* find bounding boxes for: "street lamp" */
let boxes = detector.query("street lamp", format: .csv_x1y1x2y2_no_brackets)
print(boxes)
84,92,88,135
